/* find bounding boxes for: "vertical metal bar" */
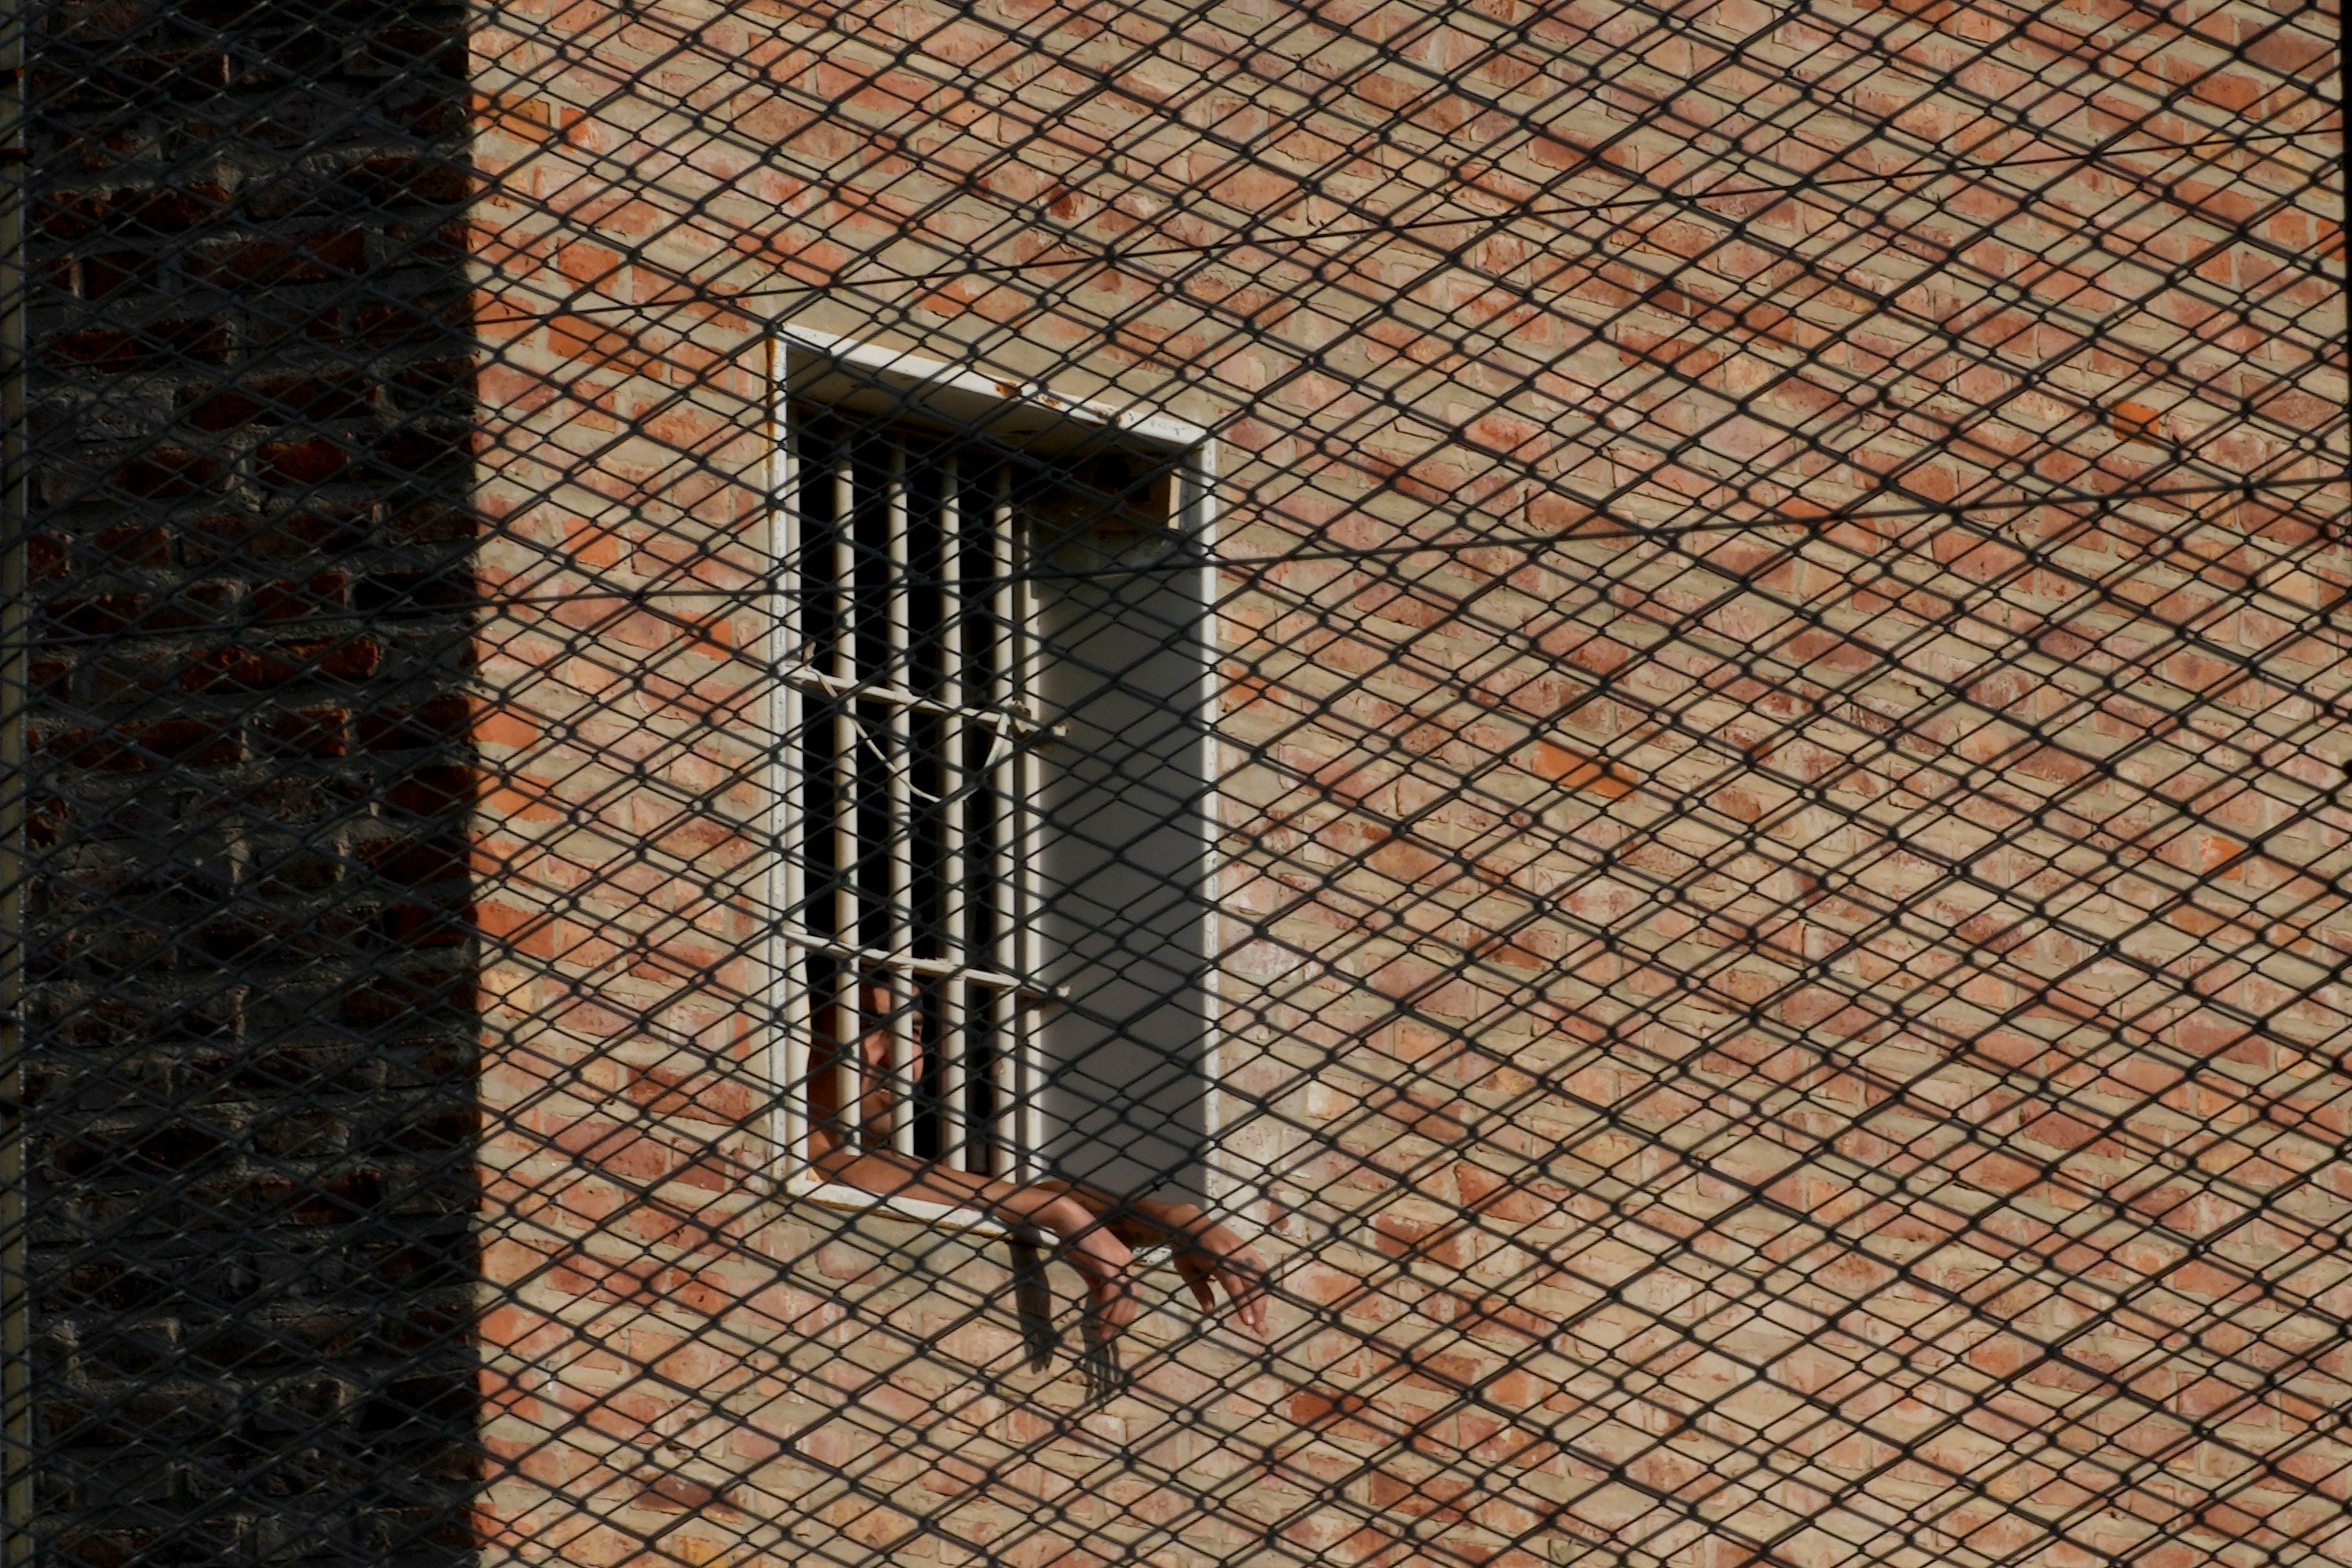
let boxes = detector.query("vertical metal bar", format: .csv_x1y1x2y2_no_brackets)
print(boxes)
1185,444,1224,1206
937,456,968,1171
0,0,27,1542
989,467,1023,1175
772,367,807,1177
831,452,861,1142
1013,477,1046,1180
884,441,915,1157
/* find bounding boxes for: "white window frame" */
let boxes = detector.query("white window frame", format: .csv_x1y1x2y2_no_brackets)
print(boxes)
758,326,1222,1230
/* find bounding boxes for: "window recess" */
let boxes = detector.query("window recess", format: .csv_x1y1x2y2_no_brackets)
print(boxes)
766,330,1219,1208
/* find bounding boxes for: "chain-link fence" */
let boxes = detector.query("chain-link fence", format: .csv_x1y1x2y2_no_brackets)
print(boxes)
13,1,2350,1566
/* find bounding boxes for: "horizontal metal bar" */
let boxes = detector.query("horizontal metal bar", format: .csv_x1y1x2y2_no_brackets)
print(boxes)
776,927,1059,1000
774,662,1057,738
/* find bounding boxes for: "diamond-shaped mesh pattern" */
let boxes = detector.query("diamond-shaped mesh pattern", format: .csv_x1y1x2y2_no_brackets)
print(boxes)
11,1,2350,1567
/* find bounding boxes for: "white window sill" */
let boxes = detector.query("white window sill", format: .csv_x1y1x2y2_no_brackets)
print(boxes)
790,1181,1172,1266
795,1179,1011,1237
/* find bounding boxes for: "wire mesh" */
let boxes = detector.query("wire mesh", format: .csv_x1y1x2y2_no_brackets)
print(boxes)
11,1,2351,1567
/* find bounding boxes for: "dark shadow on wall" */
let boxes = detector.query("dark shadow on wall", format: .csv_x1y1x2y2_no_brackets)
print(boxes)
20,1,480,1564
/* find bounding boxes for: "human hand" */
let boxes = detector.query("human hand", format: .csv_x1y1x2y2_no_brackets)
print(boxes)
1037,1196,1139,1338
1059,1196,1263,1395
802,1150,1269,1353
1179,1228,1269,1336
1137,1201,1269,1337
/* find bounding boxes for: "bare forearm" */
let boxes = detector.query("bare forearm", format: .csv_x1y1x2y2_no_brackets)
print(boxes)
810,1145,1264,1339
816,1148,1223,1245
1004,1183,1213,1251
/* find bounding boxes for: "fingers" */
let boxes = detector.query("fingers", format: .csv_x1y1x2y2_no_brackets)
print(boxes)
1181,1264,1217,1314
1089,1270,1138,1333
1178,1234,1268,1336
1070,1213,1274,1343
1099,1286,1139,1333
1068,1234,1139,1335
1215,1253,1268,1336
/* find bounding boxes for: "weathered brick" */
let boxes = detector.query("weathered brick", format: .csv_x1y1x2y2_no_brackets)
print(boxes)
26,0,477,1559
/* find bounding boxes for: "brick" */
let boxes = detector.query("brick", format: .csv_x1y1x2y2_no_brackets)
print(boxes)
358,695,470,751
90,525,170,568
50,715,243,770
44,593,150,637
189,228,369,285
187,506,373,562
367,423,473,475
188,373,375,432
181,636,380,691
78,251,158,300
111,448,227,499
383,901,468,948
357,833,467,887
346,157,473,207
255,705,349,758
50,320,230,373
354,567,474,616
255,437,353,488
387,764,474,817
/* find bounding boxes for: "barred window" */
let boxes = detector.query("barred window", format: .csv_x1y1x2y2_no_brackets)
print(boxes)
768,333,1220,1204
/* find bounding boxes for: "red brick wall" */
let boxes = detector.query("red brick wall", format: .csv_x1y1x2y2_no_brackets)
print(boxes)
24,0,481,1562
464,2,2349,1566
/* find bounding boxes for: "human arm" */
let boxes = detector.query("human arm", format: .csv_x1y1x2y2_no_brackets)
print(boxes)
809,1142,1267,1341
810,1142,1148,1335
1094,1193,1269,1338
